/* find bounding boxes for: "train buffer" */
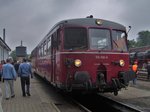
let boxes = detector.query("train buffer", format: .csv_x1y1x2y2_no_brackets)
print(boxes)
1,77,60,112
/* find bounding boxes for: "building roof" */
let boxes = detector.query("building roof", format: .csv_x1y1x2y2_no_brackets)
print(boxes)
129,45,150,53
0,37,11,51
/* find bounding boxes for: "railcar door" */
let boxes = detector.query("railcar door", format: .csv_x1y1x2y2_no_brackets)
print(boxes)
51,33,57,83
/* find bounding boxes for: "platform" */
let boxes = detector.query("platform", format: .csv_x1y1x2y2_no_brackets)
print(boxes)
1,76,150,112
1,77,60,112
100,80,150,111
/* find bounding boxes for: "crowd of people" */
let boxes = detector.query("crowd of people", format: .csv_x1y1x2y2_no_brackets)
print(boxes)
0,58,33,112
0,58,33,100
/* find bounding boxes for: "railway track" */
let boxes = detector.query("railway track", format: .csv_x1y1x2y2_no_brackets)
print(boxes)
36,74,92,112
98,94,143,112
36,74,144,112
67,93,143,112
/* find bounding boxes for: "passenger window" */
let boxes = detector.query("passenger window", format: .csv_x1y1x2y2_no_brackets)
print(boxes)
43,42,46,55
47,37,51,54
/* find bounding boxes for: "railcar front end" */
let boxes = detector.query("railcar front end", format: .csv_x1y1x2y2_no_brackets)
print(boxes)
60,52,131,95
56,19,133,95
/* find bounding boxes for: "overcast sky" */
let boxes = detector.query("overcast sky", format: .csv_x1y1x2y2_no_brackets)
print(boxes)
0,0,150,54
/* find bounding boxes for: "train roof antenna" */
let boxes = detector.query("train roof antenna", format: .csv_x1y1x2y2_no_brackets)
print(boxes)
127,26,131,34
86,15,93,18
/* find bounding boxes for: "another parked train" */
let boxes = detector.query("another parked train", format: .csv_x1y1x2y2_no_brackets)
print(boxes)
129,50,150,68
31,16,134,95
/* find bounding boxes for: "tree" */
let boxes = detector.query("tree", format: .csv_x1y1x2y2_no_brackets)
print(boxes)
136,30,150,47
128,30,150,49
9,50,17,61
128,39,137,48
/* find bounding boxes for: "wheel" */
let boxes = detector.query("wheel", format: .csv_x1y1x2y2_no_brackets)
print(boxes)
65,76,72,92
114,91,118,96
85,79,92,90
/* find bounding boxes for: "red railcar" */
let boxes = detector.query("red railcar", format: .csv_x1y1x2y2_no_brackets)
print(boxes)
31,16,133,95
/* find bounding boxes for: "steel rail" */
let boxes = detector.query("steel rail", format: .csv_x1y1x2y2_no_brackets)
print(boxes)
98,94,143,112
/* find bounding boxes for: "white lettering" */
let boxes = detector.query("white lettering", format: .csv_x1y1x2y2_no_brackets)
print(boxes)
95,55,108,59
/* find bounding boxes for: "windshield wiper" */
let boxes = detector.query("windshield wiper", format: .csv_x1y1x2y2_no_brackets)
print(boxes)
97,45,108,52
77,45,87,49
99,45,108,50
113,40,124,52
113,40,119,48
68,45,87,51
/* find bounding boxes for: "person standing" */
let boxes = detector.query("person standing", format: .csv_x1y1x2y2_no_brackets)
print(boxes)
0,87,3,112
0,60,6,82
0,62,3,82
18,58,33,97
1,58,17,100
132,61,138,85
147,61,150,80
14,60,20,74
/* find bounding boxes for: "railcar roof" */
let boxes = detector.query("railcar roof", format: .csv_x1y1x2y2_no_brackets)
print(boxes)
57,18,126,30
35,18,126,50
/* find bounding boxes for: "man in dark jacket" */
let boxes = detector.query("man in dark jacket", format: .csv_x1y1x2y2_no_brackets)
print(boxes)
18,58,33,97
14,60,20,74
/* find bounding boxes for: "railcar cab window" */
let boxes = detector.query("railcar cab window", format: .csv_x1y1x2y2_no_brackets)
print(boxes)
64,28,87,50
89,28,111,50
112,30,127,52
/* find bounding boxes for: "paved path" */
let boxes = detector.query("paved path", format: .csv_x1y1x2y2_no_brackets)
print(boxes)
1,77,60,112
100,80,150,111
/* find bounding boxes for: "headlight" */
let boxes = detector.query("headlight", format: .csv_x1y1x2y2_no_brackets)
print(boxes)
119,59,125,67
96,19,103,25
74,59,82,67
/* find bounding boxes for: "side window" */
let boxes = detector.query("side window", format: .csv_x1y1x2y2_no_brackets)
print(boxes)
39,46,42,57
43,42,47,55
57,29,61,50
47,37,51,54
38,47,40,57
52,29,60,50
41,44,44,56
